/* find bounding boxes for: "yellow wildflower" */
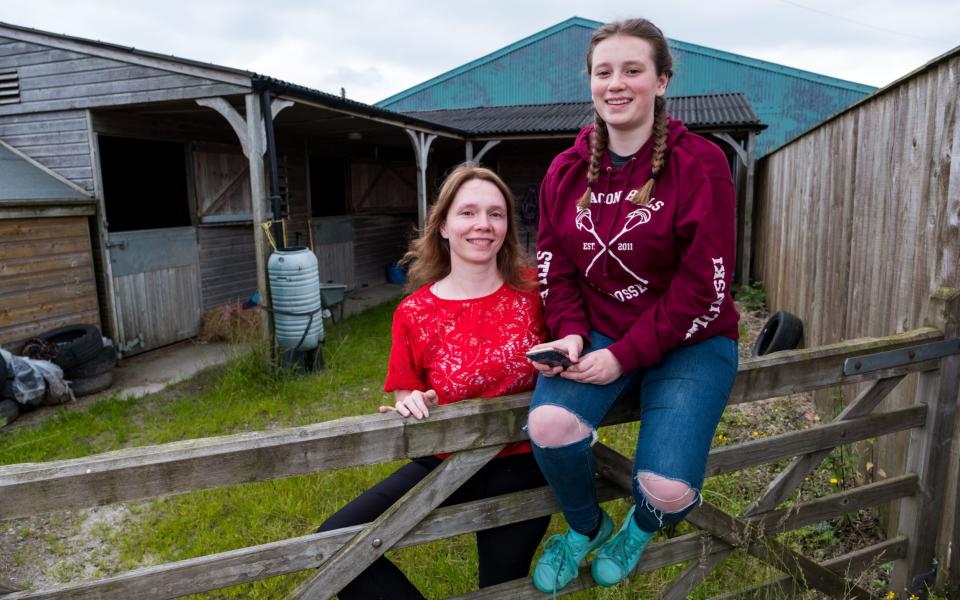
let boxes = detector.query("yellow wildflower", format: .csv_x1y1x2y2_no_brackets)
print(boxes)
830,477,839,485
885,591,896,599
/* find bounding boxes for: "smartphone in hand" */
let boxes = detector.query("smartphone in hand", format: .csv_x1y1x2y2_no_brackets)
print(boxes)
525,347,573,369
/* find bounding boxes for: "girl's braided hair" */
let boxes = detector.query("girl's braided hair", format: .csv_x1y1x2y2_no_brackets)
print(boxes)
578,19,674,210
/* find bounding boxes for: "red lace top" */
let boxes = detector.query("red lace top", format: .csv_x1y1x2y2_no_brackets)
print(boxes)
385,281,546,458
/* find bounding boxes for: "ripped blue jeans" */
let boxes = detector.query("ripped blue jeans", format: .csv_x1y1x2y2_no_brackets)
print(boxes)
527,331,738,534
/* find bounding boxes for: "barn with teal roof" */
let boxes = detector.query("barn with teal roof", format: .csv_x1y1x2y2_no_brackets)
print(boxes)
378,17,876,156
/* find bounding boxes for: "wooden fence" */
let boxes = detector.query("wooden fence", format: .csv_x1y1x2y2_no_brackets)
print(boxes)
752,48,960,580
1,290,958,599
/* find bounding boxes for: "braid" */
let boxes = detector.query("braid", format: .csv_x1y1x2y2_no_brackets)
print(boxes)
630,97,669,206
577,113,608,209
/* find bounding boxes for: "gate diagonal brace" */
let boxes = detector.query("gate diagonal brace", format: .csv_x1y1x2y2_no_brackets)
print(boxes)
592,444,877,600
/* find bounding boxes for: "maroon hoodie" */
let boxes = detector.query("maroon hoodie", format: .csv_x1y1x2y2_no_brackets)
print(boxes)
536,119,740,371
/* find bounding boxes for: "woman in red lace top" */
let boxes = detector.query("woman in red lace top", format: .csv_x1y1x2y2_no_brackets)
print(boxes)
317,164,549,599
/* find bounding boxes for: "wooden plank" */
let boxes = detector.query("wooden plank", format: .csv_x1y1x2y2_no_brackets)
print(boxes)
705,406,926,476
289,445,504,600
0,216,88,240
0,206,94,220
18,64,170,91
17,56,124,79
0,82,249,115
0,290,99,329
727,328,941,406
0,48,83,70
0,265,95,295
0,395,527,520
2,130,88,147
0,483,625,600
0,252,94,278
710,537,908,600
6,142,89,158
754,474,917,534
593,445,877,599
662,550,728,600
0,395,928,521
744,375,905,515
0,279,97,311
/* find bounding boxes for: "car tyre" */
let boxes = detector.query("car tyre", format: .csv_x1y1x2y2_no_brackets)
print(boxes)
65,345,118,379
752,310,804,357
37,325,103,370
0,399,18,426
69,370,114,397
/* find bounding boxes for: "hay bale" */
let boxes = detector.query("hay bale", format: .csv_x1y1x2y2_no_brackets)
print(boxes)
198,303,261,343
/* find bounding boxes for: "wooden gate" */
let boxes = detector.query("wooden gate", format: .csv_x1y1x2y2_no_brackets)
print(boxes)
1,289,958,599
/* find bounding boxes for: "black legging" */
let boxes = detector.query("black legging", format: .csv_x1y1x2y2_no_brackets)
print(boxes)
316,452,550,599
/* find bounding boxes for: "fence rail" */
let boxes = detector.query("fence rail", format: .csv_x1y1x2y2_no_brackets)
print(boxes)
1,290,958,599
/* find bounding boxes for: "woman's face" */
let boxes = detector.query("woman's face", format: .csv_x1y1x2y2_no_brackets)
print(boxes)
440,179,508,270
590,35,668,136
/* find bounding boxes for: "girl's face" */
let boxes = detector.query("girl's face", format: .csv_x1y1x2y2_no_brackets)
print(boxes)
590,35,668,136
440,179,508,270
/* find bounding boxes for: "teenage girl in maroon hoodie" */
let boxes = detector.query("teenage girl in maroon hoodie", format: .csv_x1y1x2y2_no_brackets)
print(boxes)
525,19,740,594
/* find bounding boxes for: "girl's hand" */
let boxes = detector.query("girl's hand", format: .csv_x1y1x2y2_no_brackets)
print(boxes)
527,334,584,377
379,389,437,419
561,349,623,385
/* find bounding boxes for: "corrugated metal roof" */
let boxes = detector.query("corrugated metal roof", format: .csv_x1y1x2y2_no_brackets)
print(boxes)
0,140,92,203
404,93,764,136
377,17,877,155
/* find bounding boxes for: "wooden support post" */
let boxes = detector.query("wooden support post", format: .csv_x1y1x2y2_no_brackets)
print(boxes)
742,131,756,287
289,444,503,599
892,288,960,598
196,94,280,345
405,129,437,230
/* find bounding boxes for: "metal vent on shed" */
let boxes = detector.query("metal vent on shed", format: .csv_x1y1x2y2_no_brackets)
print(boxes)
0,70,20,105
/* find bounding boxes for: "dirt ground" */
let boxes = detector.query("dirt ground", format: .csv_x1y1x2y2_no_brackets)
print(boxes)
0,301,889,595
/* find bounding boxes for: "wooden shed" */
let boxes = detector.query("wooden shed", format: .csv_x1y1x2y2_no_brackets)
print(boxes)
0,139,98,351
0,21,464,356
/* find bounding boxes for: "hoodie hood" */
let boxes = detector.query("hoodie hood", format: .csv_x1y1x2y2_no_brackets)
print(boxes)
573,117,689,165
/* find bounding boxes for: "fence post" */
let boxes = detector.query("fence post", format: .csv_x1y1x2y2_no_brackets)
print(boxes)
891,288,960,598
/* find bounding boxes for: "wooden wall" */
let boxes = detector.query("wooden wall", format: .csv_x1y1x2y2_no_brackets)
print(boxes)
0,110,95,192
0,34,246,118
198,226,258,311
352,215,416,287
754,51,959,558
0,216,100,351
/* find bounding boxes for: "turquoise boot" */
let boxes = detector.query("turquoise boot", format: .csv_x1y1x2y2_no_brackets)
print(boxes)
591,505,655,587
532,510,613,594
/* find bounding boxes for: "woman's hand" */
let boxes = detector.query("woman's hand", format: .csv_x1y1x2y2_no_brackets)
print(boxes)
528,334,584,377
379,389,437,419
561,349,623,385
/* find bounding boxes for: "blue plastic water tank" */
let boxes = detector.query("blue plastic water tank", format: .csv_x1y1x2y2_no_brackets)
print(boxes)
267,247,323,351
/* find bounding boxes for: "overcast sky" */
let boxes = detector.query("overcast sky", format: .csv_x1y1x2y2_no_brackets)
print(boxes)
1,0,956,104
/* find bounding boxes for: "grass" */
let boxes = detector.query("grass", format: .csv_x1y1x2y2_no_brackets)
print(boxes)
0,298,920,598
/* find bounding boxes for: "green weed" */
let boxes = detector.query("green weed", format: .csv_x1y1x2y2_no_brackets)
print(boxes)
737,282,768,312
